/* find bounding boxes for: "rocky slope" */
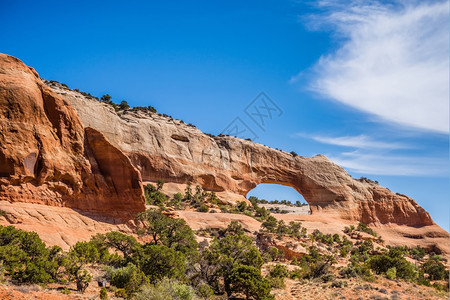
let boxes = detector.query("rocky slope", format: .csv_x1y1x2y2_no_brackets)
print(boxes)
0,54,145,218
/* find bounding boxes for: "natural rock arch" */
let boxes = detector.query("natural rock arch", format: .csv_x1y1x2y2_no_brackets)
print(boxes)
59,86,434,226
0,54,435,228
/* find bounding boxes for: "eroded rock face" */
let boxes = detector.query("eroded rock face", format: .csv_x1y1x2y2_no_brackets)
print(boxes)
46,74,434,227
0,54,145,217
0,53,438,228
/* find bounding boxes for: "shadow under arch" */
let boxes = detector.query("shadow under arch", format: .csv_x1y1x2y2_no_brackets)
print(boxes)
246,183,311,215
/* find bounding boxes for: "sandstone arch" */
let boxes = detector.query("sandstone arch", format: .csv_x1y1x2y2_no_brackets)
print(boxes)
0,53,436,228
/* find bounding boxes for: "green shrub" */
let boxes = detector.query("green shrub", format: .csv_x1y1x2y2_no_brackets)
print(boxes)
386,267,396,280
269,264,289,278
144,184,169,207
100,287,109,300
135,278,198,300
367,248,417,281
356,222,377,237
196,283,214,299
228,265,274,299
137,245,186,282
0,226,56,284
109,263,149,297
136,209,198,258
197,204,209,213
421,257,448,280
115,288,127,298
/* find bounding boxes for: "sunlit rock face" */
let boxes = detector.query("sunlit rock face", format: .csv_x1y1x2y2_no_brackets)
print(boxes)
48,68,432,228
0,53,436,227
0,54,145,218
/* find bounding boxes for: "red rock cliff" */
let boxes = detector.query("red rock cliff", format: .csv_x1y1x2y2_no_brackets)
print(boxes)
0,53,437,228
0,54,145,218
46,71,434,227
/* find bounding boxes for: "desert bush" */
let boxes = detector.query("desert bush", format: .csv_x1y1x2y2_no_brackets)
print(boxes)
100,287,109,300
421,256,448,281
109,263,149,297
135,278,198,300
386,267,396,280
367,248,417,281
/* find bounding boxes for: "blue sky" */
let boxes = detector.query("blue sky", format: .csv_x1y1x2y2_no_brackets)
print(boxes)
1,0,448,229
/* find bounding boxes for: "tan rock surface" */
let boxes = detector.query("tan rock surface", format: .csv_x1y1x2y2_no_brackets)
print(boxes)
0,201,133,250
0,53,447,255
50,77,435,228
0,54,145,218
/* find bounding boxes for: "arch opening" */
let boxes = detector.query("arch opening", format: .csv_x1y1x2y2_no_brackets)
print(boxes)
246,183,310,215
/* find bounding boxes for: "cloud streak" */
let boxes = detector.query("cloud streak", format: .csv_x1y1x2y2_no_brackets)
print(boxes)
328,150,448,177
297,0,449,133
298,132,448,176
308,134,408,149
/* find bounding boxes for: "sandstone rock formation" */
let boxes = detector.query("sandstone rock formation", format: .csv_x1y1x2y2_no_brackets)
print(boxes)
48,79,433,227
0,53,440,229
0,54,145,218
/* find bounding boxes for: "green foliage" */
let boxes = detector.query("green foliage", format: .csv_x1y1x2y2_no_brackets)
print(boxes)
101,94,111,103
386,267,397,280
109,263,149,297
70,241,101,264
268,264,288,278
0,225,57,284
262,216,278,232
367,248,418,281
137,209,198,258
228,265,274,300
297,246,336,279
218,221,245,237
115,288,128,298
339,262,373,281
409,246,426,260
75,269,92,293
267,264,288,289
144,183,169,207
171,193,184,208
119,100,130,110
197,204,209,213
135,278,198,300
356,222,377,237
92,231,139,264
137,244,186,282
237,201,248,212
200,230,264,297
196,283,214,299
421,256,448,281
343,225,355,234
0,261,4,282
330,280,348,288
100,287,109,300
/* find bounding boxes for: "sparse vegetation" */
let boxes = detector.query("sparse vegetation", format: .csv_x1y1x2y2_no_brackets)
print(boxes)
0,193,447,299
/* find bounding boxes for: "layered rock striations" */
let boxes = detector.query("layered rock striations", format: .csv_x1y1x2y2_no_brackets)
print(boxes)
47,72,433,227
0,53,439,229
0,54,145,217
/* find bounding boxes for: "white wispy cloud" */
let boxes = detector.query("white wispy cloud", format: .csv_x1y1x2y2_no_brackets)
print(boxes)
307,134,408,149
297,132,448,176
328,150,448,176
295,0,449,133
